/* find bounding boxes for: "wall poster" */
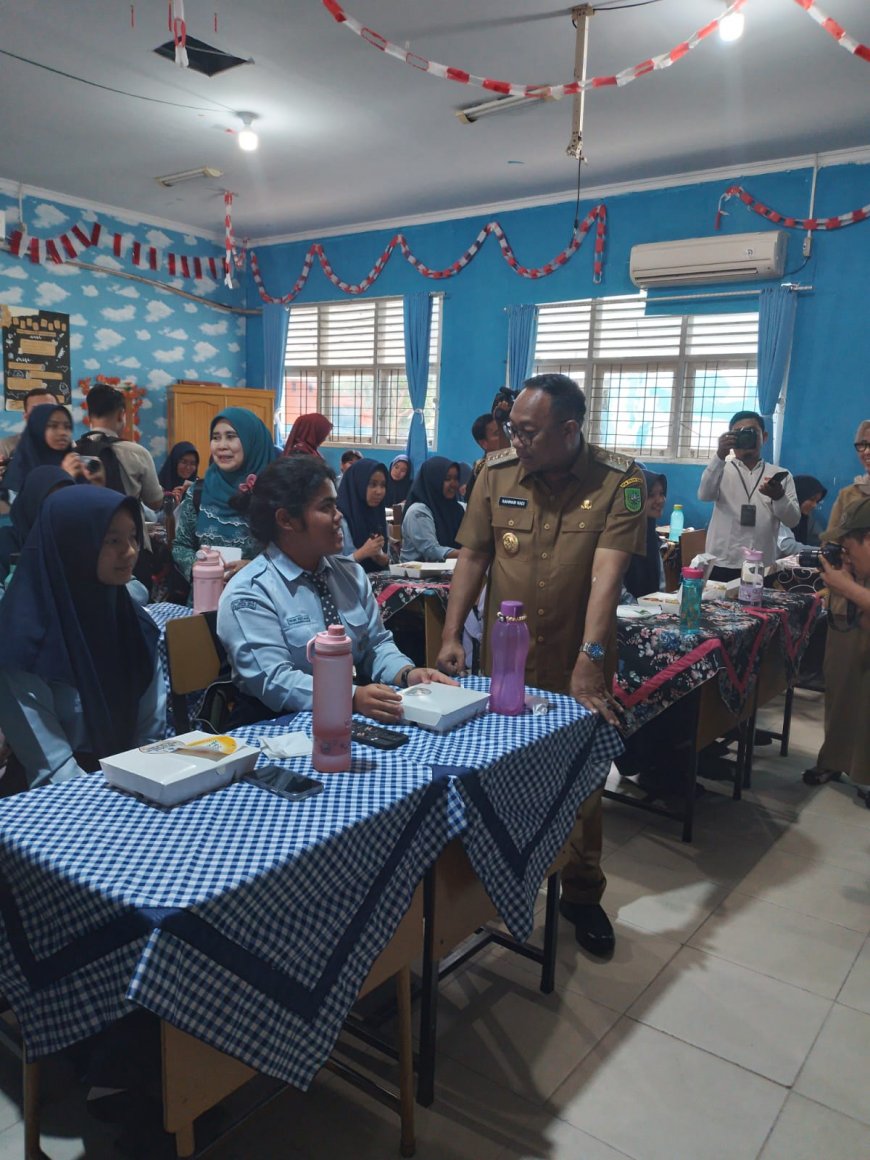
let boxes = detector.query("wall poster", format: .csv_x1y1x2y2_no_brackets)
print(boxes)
1,307,71,411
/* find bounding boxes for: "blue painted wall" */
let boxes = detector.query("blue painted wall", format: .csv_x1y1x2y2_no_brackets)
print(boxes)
246,161,870,530
0,191,246,467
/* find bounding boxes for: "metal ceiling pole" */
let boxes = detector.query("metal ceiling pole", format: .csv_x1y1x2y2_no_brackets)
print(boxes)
566,5,593,161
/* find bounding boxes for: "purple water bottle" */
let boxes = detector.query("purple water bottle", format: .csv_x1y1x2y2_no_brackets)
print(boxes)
488,600,530,715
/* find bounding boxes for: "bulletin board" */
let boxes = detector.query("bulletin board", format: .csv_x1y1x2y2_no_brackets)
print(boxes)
1,306,71,411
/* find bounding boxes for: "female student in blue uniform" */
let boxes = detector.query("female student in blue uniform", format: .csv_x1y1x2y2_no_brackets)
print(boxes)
0,487,164,788
217,455,454,721
336,456,390,572
399,456,464,563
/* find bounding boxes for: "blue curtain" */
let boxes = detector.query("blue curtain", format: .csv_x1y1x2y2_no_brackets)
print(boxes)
506,304,539,396
756,286,797,436
262,303,290,436
403,292,432,473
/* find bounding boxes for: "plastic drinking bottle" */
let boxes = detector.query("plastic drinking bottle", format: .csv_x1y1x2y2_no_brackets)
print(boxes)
679,566,705,635
306,623,353,773
488,600,530,715
192,548,226,613
738,548,764,606
668,504,685,543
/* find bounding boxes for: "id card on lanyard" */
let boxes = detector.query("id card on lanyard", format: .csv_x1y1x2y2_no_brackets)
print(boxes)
733,462,762,526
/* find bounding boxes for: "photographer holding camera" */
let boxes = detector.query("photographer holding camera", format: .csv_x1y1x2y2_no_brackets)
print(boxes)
698,410,800,581
802,497,870,806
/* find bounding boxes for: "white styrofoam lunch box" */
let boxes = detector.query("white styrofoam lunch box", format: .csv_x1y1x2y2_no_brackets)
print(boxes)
399,683,489,733
101,731,259,806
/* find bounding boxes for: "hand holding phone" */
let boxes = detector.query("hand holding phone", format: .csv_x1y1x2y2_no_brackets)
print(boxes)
769,470,789,484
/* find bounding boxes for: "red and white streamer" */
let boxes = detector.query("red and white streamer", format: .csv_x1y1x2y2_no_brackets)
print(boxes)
321,0,746,98
224,192,235,287
792,0,870,64
715,184,870,231
248,206,607,305
7,218,223,281
169,0,189,68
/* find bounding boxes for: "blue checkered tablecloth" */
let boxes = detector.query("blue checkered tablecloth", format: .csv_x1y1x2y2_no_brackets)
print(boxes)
0,679,620,1089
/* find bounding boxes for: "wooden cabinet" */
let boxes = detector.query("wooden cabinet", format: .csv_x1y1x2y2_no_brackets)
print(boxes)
168,384,276,467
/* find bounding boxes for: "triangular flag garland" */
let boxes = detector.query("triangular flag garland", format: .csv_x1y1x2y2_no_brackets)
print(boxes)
715,185,870,231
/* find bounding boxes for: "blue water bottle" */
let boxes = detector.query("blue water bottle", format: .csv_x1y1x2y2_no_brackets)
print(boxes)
680,566,704,636
668,503,684,543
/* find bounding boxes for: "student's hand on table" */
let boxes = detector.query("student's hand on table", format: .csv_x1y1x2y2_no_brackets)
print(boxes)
406,668,459,688
223,559,249,581
436,637,467,677
716,431,737,460
354,683,404,723
570,654,623,728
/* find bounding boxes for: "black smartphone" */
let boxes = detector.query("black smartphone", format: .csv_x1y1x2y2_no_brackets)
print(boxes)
769,470,789,484
244,766,324,801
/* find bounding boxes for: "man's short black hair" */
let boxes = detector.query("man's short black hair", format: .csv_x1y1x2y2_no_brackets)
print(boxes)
522,373,587,426
471,413,495,443
340,449,362,466
86,384,126,419
24,387,58,404
729,409,765,433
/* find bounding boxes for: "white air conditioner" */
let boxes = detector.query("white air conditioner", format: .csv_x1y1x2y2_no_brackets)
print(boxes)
629,231,788,288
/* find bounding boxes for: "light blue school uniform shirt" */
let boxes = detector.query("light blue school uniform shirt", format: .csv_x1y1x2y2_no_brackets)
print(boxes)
216,543,412,714
399,502,455,563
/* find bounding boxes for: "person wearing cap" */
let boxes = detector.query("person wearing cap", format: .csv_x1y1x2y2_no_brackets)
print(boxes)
802,496,870,805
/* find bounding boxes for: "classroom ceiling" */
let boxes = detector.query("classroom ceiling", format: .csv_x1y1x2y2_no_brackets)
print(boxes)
1,0,870,241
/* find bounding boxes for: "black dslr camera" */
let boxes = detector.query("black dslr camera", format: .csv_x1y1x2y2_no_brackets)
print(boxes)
491,386,518,424
733,426,759,450
798,542,844,570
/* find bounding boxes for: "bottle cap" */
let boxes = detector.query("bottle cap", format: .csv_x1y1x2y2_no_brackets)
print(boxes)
673,504,683,510
308,623,352,657
681,567,704,579
499,600,525,619
743,549,763,561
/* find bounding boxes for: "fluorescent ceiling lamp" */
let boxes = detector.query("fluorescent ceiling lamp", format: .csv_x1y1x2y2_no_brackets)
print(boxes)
719,10,745,42
156,166,223,187
455,92,554,125
237,111,259,152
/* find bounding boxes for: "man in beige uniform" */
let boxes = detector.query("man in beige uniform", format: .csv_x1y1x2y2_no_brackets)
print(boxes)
437,374,646,956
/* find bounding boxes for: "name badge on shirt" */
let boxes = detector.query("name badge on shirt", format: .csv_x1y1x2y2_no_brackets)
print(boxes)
498,496,528,508
740,504,757,527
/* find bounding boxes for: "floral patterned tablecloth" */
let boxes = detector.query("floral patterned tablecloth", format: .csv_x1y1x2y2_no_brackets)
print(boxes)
368,572,452,623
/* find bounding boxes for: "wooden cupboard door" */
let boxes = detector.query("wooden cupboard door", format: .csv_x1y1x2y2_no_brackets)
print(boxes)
171,393,224,467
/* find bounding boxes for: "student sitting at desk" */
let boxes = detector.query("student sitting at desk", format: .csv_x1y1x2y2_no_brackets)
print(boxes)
336,456,390,572
399,456,464,563
0,488,164,789
217,456,454,721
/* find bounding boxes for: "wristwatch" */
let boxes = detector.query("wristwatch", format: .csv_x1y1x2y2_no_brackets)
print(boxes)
579,641,606,664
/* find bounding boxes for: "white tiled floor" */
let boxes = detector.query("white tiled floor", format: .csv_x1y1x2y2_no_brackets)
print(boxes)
0,689,868,1158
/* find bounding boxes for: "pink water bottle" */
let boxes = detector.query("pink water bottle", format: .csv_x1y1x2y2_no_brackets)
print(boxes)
488,600,530,715
306,624,353,773
192,548,225,613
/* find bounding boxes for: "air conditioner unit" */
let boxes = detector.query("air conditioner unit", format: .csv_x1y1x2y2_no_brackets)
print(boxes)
629,231,788,288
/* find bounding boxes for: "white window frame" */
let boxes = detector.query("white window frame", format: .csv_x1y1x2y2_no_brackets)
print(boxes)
281,294,442,448
532,293,759,462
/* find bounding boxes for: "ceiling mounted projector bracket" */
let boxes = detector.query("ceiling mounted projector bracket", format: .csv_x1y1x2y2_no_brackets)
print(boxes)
566,5,593,162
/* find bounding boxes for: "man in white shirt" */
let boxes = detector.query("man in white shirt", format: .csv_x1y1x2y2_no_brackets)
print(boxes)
697,410,800,580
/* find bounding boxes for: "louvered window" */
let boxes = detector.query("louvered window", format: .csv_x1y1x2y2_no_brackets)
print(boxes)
533,294,758,459
282,296,441,446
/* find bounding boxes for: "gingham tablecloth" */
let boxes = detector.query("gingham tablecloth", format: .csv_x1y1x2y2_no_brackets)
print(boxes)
0,679,619,1089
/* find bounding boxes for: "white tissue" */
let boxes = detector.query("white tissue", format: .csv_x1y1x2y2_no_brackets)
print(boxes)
258,733,313,759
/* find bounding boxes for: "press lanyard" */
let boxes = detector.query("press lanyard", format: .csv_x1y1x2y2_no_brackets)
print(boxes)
731,459,763,504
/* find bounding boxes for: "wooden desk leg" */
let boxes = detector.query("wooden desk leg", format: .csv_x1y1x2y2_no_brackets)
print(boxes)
743,711,757,789
540,872,560,994
417,868,438,1108
396,967,416,1158
23,1061,44,1160
779,686,794,756
423,598,446,669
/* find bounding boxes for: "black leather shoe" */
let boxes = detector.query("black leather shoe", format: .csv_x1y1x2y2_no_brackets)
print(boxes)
558,900,615,958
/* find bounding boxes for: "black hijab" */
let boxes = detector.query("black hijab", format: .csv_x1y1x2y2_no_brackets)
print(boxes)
4,404,72,494
0,466,75,582
791,475,827,543
403,456,464,550
0,487,159,760
158,441,200,490
623,470,667,599
385,455,413,505
336,458,389,573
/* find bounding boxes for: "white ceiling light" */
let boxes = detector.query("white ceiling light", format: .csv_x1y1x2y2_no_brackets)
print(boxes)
455,92,554,125
719,8,745,43
237,112,259,152
156,166,223,187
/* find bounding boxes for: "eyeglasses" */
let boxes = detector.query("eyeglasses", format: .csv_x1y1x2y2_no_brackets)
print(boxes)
503,419,570,447
855,441,870,453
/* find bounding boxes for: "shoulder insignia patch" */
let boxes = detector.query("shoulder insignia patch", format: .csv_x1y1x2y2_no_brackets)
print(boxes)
484,447,519,467
619,474,643,489
591,445,632,472
623,486,643,514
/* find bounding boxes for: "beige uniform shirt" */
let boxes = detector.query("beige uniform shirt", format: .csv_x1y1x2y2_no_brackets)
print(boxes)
457,442,646,694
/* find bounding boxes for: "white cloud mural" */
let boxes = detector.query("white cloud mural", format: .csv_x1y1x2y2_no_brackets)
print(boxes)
83,358,100,370
146,229,172,249
117,356,141,368
82,285,99,297
200,319,228,336
93,255,123,272
183,303,198,313
70,333,84,350
116,285,140,298
70,313,87,325
149,435,168,456
93,328,124,350
0,265,27,280
147,369,175,390
153,346,185,362
136,329,151,340
228,342,240,353
102,304,136,322
33,203,69,229
163,327,189,340
2,286,24,305
35,282,70,307
193,341,218,361
145,301,173,322
154,417,167,429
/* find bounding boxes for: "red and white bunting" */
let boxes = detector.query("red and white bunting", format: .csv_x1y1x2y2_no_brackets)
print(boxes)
321,0,746,98
716,184,870,231
6,217,223,282
249,206,607,305
169,0,189,68
792,0,870,63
